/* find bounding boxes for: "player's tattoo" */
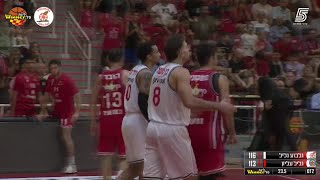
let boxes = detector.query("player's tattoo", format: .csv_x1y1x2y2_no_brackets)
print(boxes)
142,71,152,94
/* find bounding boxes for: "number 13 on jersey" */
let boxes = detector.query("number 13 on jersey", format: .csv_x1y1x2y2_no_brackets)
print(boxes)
104,92,122,108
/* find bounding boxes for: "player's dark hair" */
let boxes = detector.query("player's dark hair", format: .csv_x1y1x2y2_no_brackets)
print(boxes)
164,34,185,62
196,44,214,66
48,59,62,67
19,57,28,69
137,42,155,63
108,48,123,63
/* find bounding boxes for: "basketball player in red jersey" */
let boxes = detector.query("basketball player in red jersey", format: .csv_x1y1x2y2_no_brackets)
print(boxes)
41,59,81,174
11,58,40,117
144,34,237,180
188,44,237,180
90,49,129,180
119,42,161,180
100,13,125,68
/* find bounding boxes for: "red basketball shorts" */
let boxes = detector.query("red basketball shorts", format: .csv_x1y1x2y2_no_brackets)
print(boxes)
97,116,125,158
188,127,226,176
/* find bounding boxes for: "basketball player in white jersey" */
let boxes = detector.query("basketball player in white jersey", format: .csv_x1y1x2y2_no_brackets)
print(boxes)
120,42,161,180
143,35,237,180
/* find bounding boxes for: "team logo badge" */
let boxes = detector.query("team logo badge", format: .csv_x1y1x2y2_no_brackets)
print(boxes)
104,81,120,91
5,7,31,26
192,84,200,96
307,151,316,159
34,7,54,27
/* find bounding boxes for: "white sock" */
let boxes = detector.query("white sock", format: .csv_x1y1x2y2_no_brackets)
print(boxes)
68,156,75,165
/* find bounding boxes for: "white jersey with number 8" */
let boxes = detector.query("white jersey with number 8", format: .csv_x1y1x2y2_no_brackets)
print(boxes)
148,63,191,126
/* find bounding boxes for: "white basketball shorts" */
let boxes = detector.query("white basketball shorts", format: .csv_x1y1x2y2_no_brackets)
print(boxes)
143,121,198,179
122,113,148,163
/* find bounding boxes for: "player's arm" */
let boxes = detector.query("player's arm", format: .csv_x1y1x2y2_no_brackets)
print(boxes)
73,92,81,115
218,75,237,143
174,68,236,114
122,70,130,86
137,69,152,120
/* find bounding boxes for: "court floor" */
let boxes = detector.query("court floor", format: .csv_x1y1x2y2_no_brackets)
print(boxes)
1,168,319,180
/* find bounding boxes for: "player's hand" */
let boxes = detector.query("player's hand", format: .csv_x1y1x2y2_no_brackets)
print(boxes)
90,120,98,137
71,111,79,123
219,100,237,114
227,134,237,144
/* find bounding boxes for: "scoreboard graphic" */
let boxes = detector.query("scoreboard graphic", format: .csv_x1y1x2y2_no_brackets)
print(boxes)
244,151,317,175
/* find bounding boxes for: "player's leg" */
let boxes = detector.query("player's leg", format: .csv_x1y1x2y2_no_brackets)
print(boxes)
158,124,197,180
100,155,113,180
115,117,127,177
60,118,77,173
198,135,226,180
143,122,165,179
98,119,117,180
119,114,147,180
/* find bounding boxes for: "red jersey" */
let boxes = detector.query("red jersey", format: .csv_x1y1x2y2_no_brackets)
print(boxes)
143,25,167,58
13,71,40,116
188,69,225,149
102,22,124,51
45,73,79,118
80,9,94,28
98,68,125,119
0,0,4,17
274,38,300,61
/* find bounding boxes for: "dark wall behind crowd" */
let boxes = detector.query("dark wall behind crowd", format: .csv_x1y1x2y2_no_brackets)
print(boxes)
0,118,99,173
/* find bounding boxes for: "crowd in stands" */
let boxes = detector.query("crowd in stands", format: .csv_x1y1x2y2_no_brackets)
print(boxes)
0,0,320,112
0,0,45,105
82,0,320,109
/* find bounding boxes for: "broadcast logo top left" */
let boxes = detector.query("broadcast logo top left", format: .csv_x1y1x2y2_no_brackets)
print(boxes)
5,7,32,26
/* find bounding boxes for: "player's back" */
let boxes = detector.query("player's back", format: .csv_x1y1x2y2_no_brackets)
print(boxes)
99,68,125,118
124,64,147,113
148,63,190,126
189,69,224,149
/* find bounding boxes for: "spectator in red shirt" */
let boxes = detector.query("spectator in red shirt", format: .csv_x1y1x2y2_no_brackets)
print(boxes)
220,6,237,32
11,58,40,117
233,1,252,24
143,14,170,59
41,59,81,174
255,51,270,76
0,0,5,21
299,29,320,56
273,32,300,61
80,0,95,39
100,14,125,68
255,31,273,53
